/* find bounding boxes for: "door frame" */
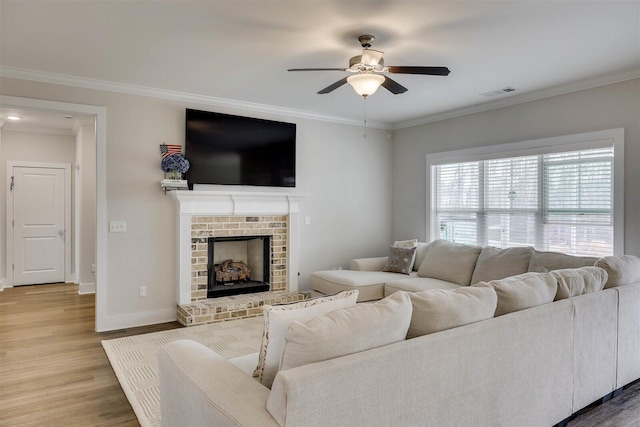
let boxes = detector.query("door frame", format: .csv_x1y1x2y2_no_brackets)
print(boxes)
6,161,72,287
0,95,106,331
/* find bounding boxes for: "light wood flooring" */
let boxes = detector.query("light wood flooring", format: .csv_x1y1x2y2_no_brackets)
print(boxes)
0,283,180,426
1,283,639,426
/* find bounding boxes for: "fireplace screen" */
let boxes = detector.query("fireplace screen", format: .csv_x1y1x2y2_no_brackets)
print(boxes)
207,235,270,298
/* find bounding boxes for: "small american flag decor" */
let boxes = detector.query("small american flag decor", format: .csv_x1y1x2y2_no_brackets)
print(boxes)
159,143,182,158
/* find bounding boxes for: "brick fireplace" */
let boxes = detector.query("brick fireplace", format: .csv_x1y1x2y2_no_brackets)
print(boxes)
191,216,287,300
170,191,304,307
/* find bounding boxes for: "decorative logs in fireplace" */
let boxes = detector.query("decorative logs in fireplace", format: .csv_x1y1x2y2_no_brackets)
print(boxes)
214,259,251,285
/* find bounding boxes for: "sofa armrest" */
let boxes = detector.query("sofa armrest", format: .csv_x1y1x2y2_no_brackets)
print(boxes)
350,256,388,271
159,340,279,427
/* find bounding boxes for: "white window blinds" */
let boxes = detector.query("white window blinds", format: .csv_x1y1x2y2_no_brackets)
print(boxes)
433,146,614,257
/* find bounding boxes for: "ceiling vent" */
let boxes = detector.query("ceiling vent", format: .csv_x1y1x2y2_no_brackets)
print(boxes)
480,87,517,97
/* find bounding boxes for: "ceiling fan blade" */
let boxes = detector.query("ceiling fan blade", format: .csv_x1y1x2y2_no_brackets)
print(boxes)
387,66,450,76
318,77,349,94
288,68,348,72
381,76,408,95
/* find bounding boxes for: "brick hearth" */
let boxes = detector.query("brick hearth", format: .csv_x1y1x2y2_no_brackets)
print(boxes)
177,290,306,326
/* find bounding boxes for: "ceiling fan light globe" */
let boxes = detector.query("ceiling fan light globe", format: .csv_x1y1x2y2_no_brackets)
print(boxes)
347,73,385,97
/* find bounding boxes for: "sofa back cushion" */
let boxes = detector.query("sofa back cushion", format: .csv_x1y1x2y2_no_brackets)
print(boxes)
595,255,640,288
552,267,608,300
279,292,412,372
255,290,358,388
407,287,497,338
528,250,597,273
417,240,482,285
474,272,557,316
470,246,534,285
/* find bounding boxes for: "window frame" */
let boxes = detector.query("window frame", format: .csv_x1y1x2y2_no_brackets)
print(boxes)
426,128,625,255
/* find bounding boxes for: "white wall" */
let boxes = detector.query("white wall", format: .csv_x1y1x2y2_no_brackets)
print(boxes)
392,79,640,256
0,76,393,329
0,129,77,283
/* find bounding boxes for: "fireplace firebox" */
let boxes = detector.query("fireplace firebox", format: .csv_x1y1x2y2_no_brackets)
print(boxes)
207,235,270,298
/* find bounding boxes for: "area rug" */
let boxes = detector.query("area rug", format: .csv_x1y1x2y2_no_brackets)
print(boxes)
101,316,263,427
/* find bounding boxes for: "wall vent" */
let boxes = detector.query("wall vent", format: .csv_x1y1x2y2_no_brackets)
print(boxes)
480,87,517,97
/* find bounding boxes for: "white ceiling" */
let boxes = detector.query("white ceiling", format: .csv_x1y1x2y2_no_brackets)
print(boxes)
1,1,639,128
0,107,94,134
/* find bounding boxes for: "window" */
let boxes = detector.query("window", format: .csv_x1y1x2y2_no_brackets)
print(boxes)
428,129,624,257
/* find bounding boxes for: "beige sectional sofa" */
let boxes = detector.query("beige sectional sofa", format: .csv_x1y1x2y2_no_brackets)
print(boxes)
158,242,640,427
310,240,600,301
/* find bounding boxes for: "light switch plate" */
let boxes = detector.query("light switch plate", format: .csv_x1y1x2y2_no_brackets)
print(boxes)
109,221,126,233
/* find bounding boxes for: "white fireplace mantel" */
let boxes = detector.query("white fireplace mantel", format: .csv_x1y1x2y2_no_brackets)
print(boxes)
170,190,305,305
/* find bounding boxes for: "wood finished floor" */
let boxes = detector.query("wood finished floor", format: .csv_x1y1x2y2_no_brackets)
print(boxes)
0,283,180,427
1,283,639,426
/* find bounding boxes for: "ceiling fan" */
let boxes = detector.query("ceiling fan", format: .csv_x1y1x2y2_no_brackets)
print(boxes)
288,34,450,98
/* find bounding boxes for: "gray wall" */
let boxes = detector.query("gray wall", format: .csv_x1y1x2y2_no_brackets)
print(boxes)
392,78,640,256
0,76,393,328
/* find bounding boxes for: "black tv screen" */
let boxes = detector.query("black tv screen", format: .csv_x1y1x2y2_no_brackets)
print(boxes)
185,109,296,187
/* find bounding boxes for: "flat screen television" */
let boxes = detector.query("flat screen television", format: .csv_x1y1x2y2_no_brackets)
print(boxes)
184,109,296,188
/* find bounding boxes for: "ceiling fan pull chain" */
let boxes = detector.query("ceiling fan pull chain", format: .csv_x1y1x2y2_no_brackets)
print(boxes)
363,97,368,139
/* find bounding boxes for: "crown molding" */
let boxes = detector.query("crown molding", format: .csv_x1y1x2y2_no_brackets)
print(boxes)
0,66,392,130
1,122,76,136
3,65,636,132
393,67,640,130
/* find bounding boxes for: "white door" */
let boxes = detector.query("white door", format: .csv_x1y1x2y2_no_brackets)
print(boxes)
12,166,66,285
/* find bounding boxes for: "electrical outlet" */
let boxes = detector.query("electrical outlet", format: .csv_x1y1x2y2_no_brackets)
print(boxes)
90,264,96,273
139,286,147,297
304,216,311,225
109,221,126,233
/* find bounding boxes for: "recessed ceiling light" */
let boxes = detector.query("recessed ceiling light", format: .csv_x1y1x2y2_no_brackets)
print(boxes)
64,115,73,119
6,115,22,121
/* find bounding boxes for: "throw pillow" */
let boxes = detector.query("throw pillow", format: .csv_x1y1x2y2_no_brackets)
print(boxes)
383,246,417,274
254,290,358,388
469,246,534,285
473,272,557,316
413,242,429,271
417,239,482,286
279,291,412,372
392,239,418,271
552,266,608,300
407,287,497,338
595,255,640,288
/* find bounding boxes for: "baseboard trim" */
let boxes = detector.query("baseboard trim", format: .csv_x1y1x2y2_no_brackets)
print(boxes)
78,283,96,294
96,308,177,332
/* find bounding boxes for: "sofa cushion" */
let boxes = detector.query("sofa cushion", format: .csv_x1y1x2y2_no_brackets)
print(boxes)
280,292,412,372
417,240,482,286
383,246,417,274
414,242,429,271
310,270,416,302
552,267,608,300
254,290,358,388
474,272,557,316
470,246,534,285
384,277,462,296
528,250,597,273
407,287,497,338
595,255,640,288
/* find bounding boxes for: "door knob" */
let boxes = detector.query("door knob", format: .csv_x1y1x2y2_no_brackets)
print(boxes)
58,230,64,236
